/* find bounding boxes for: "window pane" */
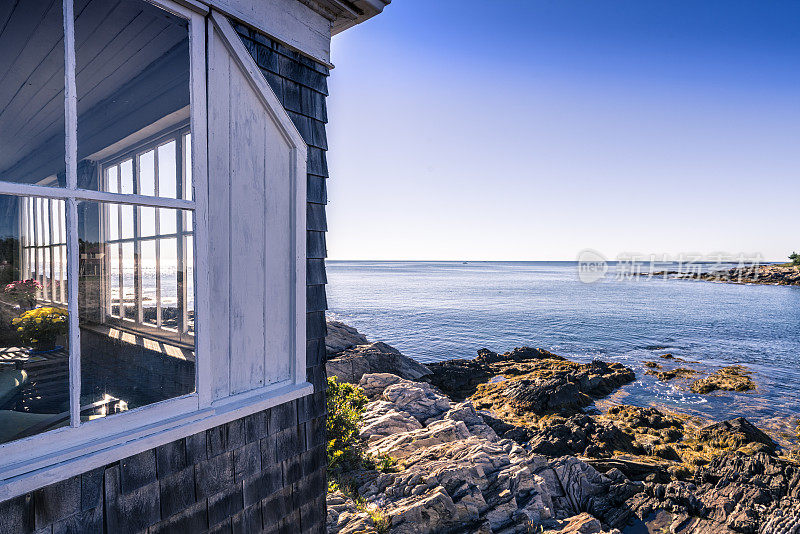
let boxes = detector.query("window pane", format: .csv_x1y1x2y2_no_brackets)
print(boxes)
41,200,50,246
107,243,120,318
120,242,135,320
140,207,156,238
0,2,66,187
157,142,178,199
186,236,194,334
78,201,195,419
120,205,135,240
141,241,157,326
76,0,191,197
34,199,42,245
160,238,178,329
108,205,119,242
183,134,192,201
139,151,155,197
159,208,177,236
0,195,71,445
107,166,118,194
119,160,134,195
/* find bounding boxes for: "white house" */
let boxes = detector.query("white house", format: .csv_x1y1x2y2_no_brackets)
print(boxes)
0,0,388,531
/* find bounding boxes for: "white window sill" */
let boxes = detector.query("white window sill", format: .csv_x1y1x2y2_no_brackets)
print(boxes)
0,381,313,501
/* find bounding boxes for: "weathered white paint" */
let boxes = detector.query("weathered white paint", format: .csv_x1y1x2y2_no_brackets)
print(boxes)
63,0,81,429
208,0,333,65
0,181,195,208
207,11,307,399
188,13,212,408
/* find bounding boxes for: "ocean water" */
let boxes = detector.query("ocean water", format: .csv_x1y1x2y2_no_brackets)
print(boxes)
327,261,800,440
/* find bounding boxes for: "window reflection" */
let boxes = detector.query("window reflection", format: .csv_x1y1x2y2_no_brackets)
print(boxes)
0,2,66,187
0,195,70,445
73,0,194,420
79,200,195,415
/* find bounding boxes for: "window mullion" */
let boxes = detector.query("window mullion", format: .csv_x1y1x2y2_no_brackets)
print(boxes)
58,201,66,304
154,150,162,329
134,157,143,324
48,200,55,303
19,204,26,280
66,198,81,428
175,136,187,337
63,0,81,428
117,196,124,320
32,201,39,298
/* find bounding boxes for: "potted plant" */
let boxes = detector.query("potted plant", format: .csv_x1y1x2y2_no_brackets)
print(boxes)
4,279,42,311
12,307,68,353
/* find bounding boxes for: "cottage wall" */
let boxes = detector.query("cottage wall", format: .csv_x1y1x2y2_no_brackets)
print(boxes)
0,21,329,534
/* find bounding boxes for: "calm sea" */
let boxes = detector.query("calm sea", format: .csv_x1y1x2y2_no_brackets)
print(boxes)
327,261,800,440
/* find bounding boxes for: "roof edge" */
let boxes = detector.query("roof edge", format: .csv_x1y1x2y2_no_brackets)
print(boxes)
301,0,390,35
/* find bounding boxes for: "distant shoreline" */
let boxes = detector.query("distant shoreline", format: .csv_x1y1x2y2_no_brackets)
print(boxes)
638,263,800,286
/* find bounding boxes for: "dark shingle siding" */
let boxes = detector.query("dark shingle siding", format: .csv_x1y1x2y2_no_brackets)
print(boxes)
12,395,324,533
0,19,330,534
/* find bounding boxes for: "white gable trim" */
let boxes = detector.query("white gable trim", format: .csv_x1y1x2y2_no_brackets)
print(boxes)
208,0,333,66
209,10,309,153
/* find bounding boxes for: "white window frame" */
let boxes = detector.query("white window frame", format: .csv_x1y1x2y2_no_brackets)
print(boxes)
0,0,208,488
99,124,195,345
0,0,311,501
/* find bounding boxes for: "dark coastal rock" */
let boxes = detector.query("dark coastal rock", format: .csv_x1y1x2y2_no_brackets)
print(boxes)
527,414,639,459
426,347,635,423
585,458,671,484
639,264,800,286
696,417,777,455
424,346,565,400
471,359,636,427
421,359,492,401
326,342,431,384
689,365,756,394
504,377,589,415
606,405,683,433
697,264,800,286
627,452,800,533
646,367,699,381
326,320,369,355
479,412,535,444
475,346,565,364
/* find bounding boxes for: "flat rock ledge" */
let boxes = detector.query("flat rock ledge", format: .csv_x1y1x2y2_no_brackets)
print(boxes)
325,321,431,384
326,320,369,355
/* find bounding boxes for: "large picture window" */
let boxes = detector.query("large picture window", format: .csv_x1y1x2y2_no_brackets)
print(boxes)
0,0,199,447
0,2,309,499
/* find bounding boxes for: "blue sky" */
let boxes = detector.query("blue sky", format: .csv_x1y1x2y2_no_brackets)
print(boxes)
326,1,800,261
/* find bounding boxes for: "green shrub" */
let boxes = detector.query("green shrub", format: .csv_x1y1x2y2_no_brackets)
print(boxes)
790,252,800,266
326,376,368,472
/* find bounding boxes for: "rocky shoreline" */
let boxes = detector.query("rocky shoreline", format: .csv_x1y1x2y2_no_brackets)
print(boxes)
324,321,800,533
640,263,800,286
